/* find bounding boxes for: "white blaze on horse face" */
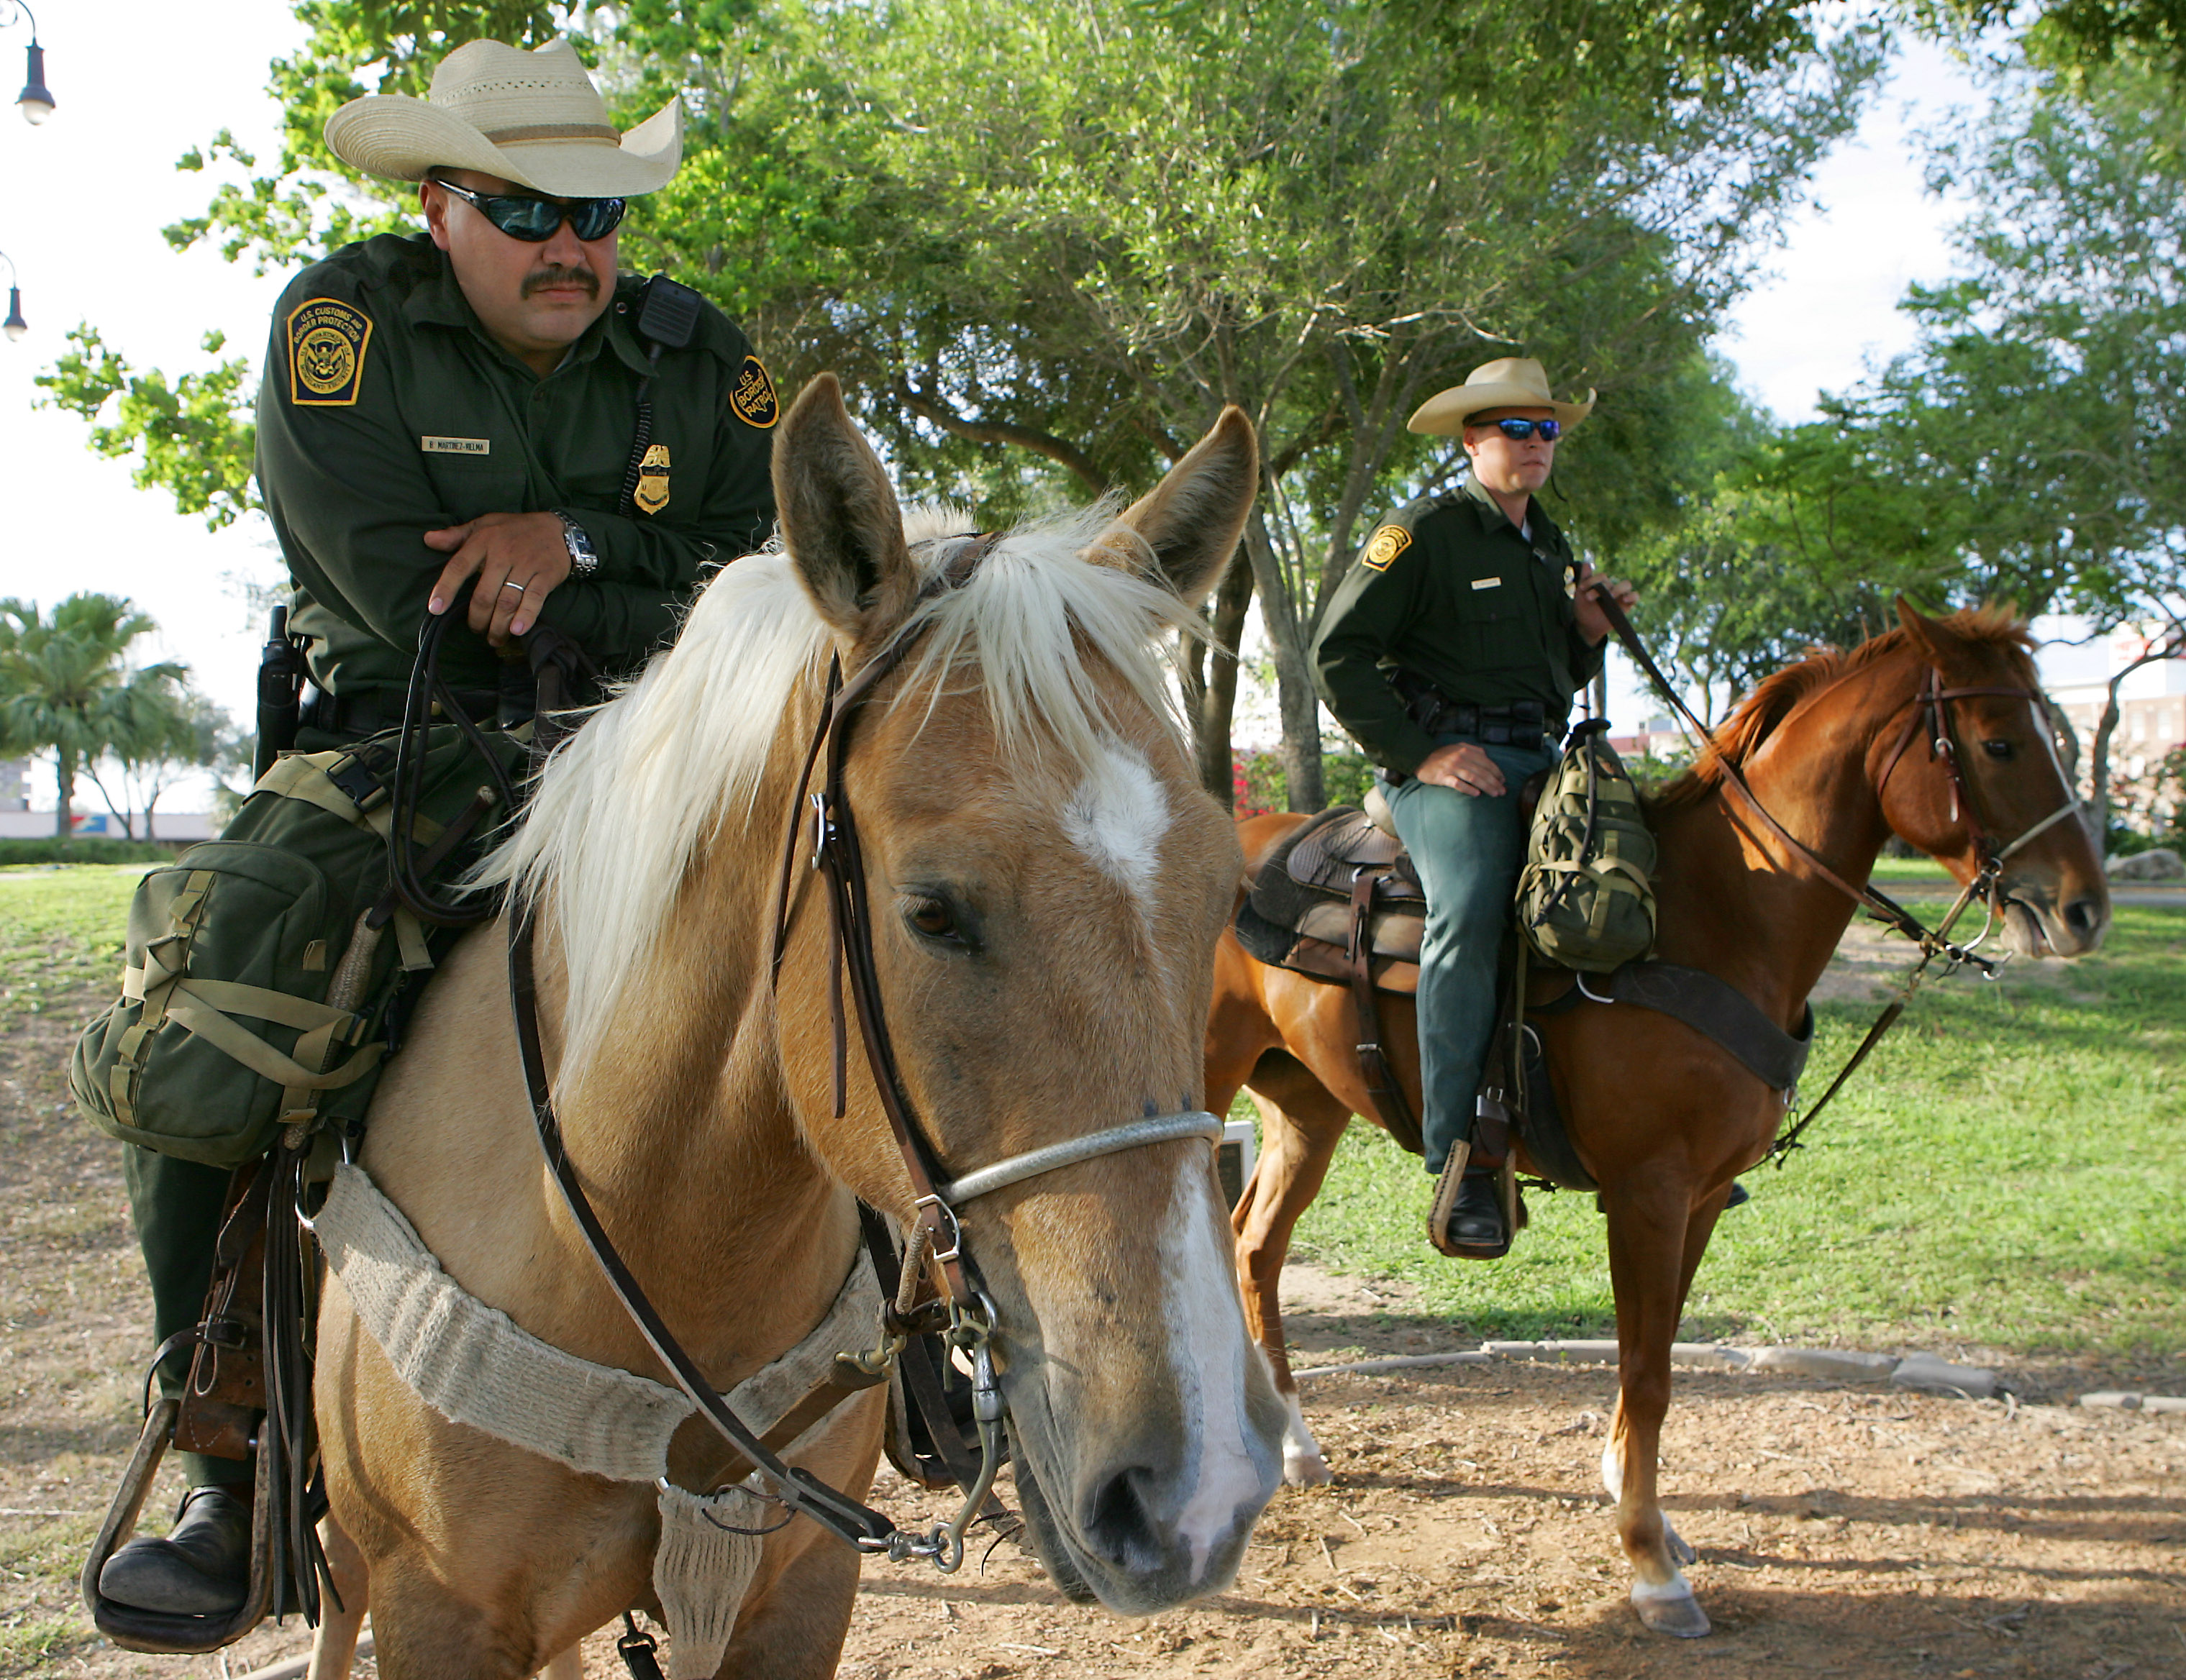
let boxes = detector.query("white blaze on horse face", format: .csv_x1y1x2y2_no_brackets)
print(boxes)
1060,743,1169,903
1162,1161,1269,1583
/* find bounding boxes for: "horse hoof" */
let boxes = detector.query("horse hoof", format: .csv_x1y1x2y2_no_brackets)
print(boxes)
1283,1446,1333,1487
1664,1522,1697,1568
1631,1581,1712,1638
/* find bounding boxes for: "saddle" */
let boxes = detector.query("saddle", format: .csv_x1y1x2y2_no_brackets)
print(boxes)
1234,799,1434,1151
1234,784,1811,1194
1234,803,1426,991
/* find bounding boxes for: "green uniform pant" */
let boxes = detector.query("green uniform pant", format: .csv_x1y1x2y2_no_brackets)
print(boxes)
122,1147,253,1491
1381,736,1559,1175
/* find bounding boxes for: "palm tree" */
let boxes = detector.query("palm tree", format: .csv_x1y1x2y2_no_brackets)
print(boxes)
0,595,188,838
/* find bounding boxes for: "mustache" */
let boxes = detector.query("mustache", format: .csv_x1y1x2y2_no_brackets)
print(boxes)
522,265,599,298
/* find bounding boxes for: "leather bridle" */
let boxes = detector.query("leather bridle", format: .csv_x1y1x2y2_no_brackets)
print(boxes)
1588,590,2087,1161
509,534,1221,1569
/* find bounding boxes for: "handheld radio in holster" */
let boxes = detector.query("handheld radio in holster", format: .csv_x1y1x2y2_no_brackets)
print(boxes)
252,605,308,782
618,275,705,517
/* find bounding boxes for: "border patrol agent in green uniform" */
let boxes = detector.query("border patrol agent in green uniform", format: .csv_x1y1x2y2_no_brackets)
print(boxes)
103,38,779,1616
1311,358,1636,1261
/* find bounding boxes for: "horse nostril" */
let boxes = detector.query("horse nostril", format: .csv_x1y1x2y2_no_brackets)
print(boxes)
1081,1466,1162,1572
2064,896,2104,940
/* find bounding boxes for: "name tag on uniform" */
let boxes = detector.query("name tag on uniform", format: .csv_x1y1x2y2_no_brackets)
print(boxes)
1471,575,1502,590
421,436,491,455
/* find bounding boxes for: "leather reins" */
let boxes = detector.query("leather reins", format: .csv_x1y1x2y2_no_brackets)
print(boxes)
507,534,1220,1569
1588,589,2084,1159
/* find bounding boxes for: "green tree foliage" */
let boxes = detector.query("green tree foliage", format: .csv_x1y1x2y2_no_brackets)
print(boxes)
44,0,1876,805
1632,55,2185,745
37,329,260,529
0,596,192,838
1912,0,2186,79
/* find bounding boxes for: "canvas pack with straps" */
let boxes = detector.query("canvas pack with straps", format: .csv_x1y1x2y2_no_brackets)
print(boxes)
1515,718,1658,973
70,723,529,1167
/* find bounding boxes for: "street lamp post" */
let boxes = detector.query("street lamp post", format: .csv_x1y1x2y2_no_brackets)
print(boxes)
1,252,25,342
4,2,53,124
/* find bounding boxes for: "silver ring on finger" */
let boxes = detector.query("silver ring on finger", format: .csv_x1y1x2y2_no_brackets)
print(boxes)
501,579,527,594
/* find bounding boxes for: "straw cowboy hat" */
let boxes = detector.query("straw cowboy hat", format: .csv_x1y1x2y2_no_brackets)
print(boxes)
324,39,682,198
1408,357,1595,437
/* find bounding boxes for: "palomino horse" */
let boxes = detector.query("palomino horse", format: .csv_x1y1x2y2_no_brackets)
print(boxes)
1206,603,2108,1638
307,378,1287,1678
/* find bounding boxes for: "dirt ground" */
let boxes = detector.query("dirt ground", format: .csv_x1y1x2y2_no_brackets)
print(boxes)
4,979,2182,1680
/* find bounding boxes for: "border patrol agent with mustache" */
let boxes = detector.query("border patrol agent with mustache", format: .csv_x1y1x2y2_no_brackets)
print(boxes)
1311,358,1637,1264
101,39,778,1617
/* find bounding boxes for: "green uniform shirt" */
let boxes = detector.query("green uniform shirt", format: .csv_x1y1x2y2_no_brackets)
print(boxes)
1311,478,1605,776
257,232,778,697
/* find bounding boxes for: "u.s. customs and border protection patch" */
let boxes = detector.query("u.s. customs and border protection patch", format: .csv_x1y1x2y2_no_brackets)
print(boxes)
286,299,372,407
1360,524,1412,572
634,442,671,516
730,355,780,429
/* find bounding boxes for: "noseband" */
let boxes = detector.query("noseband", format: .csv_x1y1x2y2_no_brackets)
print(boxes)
510,534,1220,1571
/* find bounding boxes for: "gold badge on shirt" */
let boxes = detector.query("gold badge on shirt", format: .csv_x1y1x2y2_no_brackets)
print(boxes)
1360,524,1411,572
634,443,671,516
286,299,372,407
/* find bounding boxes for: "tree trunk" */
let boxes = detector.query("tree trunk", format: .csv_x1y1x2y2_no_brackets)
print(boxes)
2089,688,2120,846
53,748,73,839
1239,509,1323,812
1195,546,1255,806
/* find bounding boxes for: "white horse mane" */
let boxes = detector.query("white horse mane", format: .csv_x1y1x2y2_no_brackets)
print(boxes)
473,501,1204,1089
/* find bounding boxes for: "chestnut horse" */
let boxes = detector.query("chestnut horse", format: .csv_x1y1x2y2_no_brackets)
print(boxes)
307,379,1286,1678
1205,603,2108,1638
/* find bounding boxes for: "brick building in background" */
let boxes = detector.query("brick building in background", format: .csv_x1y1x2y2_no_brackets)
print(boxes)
2048,624,2186,834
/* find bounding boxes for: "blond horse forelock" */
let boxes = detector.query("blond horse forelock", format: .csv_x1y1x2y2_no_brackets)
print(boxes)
473,501,1206,1092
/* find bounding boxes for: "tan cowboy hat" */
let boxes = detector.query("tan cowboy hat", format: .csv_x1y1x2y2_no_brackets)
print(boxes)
1408,357,1595,436
324,39,681,198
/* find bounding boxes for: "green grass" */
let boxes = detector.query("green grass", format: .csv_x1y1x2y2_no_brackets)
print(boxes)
0,865,143,1019
1274,904,2186,1360
0,837,172,866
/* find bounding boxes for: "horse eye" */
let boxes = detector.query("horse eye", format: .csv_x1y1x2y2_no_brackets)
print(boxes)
1982,739,2013,760
904,895,960,941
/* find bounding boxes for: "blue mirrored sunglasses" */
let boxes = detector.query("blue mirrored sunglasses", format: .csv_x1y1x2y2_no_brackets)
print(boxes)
1475,416,1560,442
435,178,627,242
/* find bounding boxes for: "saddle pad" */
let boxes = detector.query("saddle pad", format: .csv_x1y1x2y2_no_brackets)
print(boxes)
1294,900,1424,962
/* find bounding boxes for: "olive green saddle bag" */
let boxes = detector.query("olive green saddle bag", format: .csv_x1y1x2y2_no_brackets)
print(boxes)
71,726,527,1167
1516,718,1657,973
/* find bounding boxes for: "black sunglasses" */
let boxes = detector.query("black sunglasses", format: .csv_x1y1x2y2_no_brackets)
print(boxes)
434,178,627,242
1472,416,1561,442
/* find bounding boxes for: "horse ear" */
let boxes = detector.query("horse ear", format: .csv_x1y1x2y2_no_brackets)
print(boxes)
1091,406,1259,609
774,374,919,640
1895,595,1963,665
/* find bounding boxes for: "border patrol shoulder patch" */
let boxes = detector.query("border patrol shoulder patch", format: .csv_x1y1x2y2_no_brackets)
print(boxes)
286,299,372,408
1360,524,1413,572
730,355,780,429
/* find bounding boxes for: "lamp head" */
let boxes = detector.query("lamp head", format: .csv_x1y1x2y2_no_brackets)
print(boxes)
4,286,25,342
17,40,53,124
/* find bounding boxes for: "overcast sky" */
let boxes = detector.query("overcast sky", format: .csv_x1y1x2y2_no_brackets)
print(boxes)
0,8,2027,802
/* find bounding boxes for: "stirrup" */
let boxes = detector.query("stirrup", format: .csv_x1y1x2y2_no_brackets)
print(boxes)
81,1399,291,1655
1428,1143,1513,1260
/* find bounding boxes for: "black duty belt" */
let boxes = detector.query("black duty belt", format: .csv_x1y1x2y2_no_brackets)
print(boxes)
1387,670,1560,751
304,685,511,739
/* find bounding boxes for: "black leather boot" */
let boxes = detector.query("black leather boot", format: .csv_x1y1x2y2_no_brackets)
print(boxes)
1427,1143,1512,1259
99,1487,252,1615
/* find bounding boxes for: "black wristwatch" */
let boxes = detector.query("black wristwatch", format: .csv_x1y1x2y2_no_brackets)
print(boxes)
553,511,599,579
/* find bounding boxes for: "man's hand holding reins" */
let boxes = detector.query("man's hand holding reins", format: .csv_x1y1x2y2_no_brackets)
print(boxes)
1573,562,1638,645
424,511,572,645
1417,741,1507,798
